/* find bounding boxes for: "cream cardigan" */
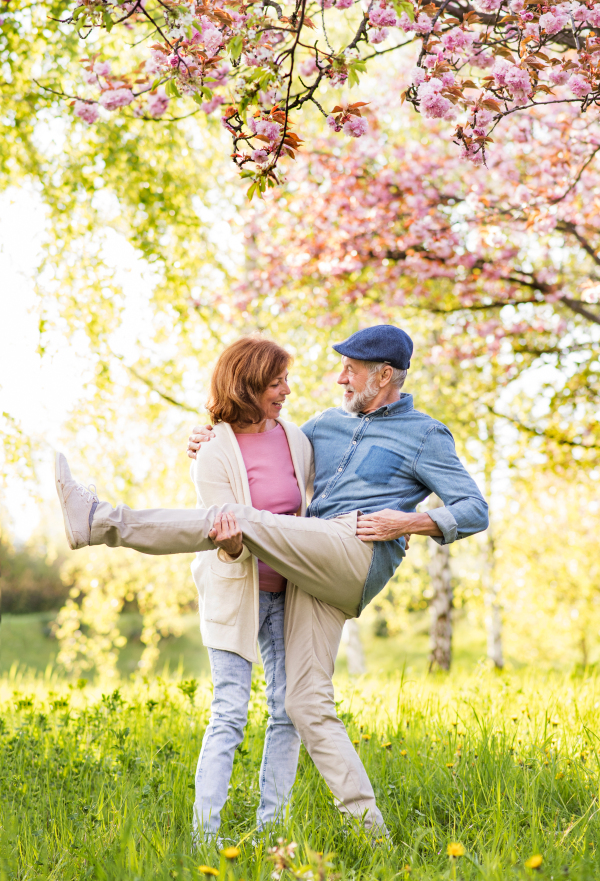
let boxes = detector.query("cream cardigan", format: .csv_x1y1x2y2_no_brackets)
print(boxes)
190,419,314,663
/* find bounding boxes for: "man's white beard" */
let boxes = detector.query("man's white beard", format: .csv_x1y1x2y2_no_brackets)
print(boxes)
341,374,380,414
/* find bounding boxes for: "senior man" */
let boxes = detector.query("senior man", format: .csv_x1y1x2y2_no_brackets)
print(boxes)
55,324,488,833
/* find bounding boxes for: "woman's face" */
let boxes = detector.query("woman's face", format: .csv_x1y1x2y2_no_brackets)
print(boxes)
258,369,291,421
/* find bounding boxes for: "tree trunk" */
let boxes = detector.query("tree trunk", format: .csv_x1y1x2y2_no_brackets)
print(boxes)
428,496,453,671
483,532,504,669
344,619,367,676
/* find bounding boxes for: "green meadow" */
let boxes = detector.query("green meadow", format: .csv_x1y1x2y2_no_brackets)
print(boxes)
1,663,599,880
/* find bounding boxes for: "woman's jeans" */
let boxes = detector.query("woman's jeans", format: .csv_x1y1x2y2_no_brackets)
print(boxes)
193,590,301,836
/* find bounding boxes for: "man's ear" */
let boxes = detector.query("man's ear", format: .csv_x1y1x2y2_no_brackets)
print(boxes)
379,364,394,387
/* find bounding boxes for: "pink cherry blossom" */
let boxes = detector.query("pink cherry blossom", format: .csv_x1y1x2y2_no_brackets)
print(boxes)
146,89,169,118
539,10,568,34
336,0,353,9
99,88,134,110
369,5,398,27
570,73,592,97
493,59,532,103
74,100,100,125
300,57,318,77
397,11,415,30
548,67,571,86
253,118,281,142
417,80,452,118
588,6,600,26
368,26,389,43
327,114,342,131
441,27,475,53
202,95,224,114
343,115,368,137
475,0,502,11
251,148,270,164
410,66,427,86
413,12,433,33
93,60,111,77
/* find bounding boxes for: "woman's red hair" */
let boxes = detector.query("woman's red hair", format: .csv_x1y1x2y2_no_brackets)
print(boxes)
207,336,292,425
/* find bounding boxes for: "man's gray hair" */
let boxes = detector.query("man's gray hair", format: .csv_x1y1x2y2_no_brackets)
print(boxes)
363,361,408,390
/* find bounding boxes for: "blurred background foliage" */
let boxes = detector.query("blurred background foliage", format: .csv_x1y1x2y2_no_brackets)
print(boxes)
1,4,599,679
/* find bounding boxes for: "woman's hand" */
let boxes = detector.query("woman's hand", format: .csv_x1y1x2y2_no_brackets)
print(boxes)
209,512,243,558
187,424,216,459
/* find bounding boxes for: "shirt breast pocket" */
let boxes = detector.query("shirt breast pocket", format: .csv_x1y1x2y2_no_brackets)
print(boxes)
355,444,405,486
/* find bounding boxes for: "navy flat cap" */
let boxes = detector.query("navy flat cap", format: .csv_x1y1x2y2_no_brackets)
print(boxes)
332,325,413,370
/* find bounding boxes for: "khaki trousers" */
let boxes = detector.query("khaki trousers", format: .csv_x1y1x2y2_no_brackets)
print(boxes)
90,501,384,828
91,502,372,618
284,585,385,830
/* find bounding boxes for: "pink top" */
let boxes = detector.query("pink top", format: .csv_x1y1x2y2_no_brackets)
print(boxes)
235,423,302,592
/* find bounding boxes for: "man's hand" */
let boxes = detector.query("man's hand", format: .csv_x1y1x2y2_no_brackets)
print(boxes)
356,509,442,542
209,512,243,558
187,424,216,459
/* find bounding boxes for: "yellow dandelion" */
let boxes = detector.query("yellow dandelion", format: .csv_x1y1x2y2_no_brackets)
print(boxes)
382,741,392,749
446,762,454,768
353,739,360,745
198,867,219,876
525,854,543,870
221,846,240,860
403,865,412,873
362,734,371,741
555,771,564,780
447,842,465,858
400,749,408,757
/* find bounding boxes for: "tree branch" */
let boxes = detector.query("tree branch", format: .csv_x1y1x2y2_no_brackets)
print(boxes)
561,297,600,326
485,404,600,450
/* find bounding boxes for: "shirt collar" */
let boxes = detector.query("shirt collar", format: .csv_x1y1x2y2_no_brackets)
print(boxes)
360,393,414,418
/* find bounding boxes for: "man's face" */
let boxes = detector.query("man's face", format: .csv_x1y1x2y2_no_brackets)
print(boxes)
337,357,379,413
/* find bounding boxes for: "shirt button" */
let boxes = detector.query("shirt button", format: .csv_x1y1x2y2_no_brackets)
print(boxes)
338,467,342,472
322,494,326,498
352,441,357,445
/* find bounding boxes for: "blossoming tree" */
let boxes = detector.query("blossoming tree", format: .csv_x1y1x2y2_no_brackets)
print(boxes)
234,98,600,458
5,0,600,189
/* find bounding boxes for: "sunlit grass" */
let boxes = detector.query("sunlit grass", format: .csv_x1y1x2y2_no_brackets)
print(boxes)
1,666,600,879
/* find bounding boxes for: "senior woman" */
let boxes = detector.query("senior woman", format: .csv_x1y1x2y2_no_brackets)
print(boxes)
190,336,312,843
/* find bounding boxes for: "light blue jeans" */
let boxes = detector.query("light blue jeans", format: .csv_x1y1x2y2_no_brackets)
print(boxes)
193,590,300,836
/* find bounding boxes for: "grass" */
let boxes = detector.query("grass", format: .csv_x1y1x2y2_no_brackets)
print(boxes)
1,666,600,880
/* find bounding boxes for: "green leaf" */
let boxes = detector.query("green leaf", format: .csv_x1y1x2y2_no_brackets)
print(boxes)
201,87,213,99
165,79,181,98
391,0,414,19
247,182,257,200
348,67,359,88
191,92,204,106
102,11,114,31
228,35,244,61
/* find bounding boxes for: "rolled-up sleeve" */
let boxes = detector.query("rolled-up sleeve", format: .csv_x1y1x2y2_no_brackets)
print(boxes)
414,425,489,545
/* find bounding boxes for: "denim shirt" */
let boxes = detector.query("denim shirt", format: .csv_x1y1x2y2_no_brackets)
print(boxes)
301,394,489,612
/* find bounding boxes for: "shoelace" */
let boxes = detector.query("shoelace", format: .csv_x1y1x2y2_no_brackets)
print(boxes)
75,483,98,503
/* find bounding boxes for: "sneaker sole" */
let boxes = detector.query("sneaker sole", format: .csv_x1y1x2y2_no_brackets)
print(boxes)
55,452,76,550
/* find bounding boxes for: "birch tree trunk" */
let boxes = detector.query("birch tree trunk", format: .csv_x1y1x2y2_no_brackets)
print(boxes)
483,531,504,669
428,496,453,672
344,619,367,676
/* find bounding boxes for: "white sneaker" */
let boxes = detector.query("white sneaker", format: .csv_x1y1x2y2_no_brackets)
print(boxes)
55,452,99,550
